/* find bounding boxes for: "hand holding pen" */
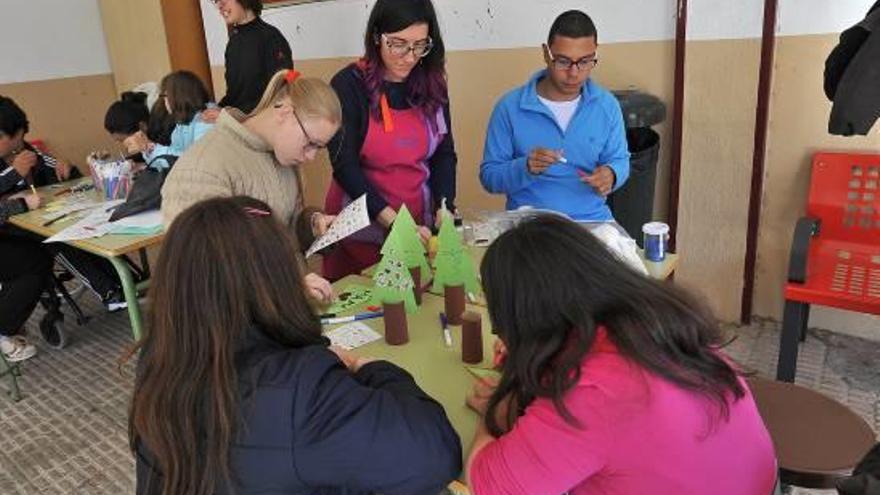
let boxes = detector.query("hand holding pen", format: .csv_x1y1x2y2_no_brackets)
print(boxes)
527,147,564,175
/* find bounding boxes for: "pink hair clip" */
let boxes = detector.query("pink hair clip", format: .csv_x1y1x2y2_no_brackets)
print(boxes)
244,207,271,217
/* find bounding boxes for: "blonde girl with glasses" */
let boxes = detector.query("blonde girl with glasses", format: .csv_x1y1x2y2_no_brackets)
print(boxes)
161,70,340,303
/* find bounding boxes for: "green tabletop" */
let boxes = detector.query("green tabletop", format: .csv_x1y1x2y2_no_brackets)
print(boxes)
329,275,495,467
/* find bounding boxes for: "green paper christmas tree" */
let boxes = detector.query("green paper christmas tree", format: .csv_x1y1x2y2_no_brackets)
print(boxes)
432,208,479,293
384,204,430,277
372,231,418,314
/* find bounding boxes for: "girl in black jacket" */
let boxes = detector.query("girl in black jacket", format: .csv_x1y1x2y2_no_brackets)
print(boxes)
129,196,461,495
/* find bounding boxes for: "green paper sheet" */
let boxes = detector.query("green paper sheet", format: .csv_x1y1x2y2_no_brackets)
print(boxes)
432,209,479,293
371,254,418,314
326,285,373,315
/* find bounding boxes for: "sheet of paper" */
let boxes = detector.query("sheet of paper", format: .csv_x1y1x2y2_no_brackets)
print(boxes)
44,200,124,243
323,322,382,350
108,209,164,235
110,209,162,229
40,196,104,221
306,194,370,257
325,285,373,315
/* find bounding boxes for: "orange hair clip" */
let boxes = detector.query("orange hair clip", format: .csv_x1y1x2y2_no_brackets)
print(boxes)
285,69,302,83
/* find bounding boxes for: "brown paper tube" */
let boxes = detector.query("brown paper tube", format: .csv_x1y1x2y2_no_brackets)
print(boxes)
409,266,422,305
461,311,483,364
383,301,409,345
444,284,466,325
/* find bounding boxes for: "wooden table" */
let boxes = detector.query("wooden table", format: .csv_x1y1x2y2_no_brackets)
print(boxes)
330,275,494,478
7,179,162,340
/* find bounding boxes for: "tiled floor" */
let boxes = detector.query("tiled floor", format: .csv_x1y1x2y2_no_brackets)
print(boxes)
0,301,877,494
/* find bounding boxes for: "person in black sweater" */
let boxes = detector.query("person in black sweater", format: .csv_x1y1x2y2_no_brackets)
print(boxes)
323,0,457,280
0,96,127,313
130,196,461,495
211,0,293,114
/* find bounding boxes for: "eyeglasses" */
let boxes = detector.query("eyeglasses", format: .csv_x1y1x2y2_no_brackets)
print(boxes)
546,46,599,72
381,34,434,58
291,109,326,153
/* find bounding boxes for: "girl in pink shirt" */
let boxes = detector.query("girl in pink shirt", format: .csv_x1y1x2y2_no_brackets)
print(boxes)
466,215,777,495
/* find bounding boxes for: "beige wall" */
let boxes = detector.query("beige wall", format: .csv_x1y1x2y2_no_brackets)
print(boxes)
0,74,119,172
674,39,761,321
755,34,880,338
211,40,676,218
98,0,172,95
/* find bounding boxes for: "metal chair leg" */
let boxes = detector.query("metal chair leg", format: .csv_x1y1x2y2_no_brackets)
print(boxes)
777,301,810,382
53,275,89,326
0,353,22,402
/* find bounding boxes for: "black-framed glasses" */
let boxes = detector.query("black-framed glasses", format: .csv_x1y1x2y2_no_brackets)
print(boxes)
546,46,599,72
292,109,326,153
381,34,434,58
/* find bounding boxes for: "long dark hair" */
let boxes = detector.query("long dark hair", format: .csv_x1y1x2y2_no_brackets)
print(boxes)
127,196,325,495
159,71,211,125
145,102,175,147
481,216,745,436
360,0,448,121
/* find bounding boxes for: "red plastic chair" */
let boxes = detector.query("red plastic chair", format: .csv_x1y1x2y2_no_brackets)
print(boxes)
778,152,880,382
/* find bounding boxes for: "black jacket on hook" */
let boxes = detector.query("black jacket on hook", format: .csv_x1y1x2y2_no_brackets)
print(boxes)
826,1,880,136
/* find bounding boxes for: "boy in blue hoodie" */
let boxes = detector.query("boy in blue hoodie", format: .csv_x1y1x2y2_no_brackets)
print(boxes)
480,10,630,222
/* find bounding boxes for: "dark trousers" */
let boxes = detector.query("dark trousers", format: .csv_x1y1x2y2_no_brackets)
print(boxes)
0,235,52,336
48,244,119,299
1,225,121,312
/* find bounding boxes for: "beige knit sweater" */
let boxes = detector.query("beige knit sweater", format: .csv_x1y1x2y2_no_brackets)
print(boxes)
161,109,317,247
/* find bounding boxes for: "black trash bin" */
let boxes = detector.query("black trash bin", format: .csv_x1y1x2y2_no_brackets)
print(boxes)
608,90,667,246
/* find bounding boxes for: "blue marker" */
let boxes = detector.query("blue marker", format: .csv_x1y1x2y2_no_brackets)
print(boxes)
321,311,384,326
439,312,453,347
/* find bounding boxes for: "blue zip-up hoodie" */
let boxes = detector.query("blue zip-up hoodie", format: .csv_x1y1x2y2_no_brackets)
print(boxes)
145,111,214,170
480,71,630,221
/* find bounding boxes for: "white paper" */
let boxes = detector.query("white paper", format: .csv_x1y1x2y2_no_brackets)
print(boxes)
44,200,124,243
109,209,163,229
306,194,370,257
323,322,382,351
40,197,104,221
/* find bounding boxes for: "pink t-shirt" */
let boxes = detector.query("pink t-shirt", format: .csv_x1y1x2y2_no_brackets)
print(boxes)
470,330,777,495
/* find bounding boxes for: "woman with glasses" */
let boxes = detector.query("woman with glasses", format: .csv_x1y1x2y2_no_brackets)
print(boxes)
161,70,339,304
211,0,293,115
479,10,631,223
322,0,458,281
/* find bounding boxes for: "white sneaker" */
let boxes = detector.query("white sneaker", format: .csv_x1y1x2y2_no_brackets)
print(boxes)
0,335,37,363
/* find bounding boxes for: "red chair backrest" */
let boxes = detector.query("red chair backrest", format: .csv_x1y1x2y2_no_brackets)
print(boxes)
808,152,880,246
